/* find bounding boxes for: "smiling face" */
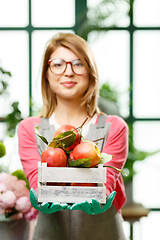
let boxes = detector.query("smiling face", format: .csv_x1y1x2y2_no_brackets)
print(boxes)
40,32,99,118
47,46,90,103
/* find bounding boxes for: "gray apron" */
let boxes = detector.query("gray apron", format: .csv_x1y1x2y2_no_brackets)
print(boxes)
33,115,127,240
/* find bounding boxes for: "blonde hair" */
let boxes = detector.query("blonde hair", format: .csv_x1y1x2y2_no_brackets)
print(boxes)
40,32,100,118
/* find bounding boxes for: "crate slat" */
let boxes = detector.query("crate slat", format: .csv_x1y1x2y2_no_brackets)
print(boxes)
38,185,106,204
38,162,107,204
38,162,106,183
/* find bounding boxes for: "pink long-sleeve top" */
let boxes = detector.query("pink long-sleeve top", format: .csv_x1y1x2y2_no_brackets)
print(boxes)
18,115,128,213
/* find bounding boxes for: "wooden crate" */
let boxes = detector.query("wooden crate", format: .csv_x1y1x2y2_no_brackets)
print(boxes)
38,162,107,204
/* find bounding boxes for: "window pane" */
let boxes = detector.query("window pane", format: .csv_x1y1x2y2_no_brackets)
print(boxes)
0,31,29,118
133,121,160,208
87,0,130,27
125,212,160,240
88,31,130,117
133,31,160,118
139,212,160,240
32,30,74,114
0,0,28,27
134,0,160,26
32,0,75,27
0,123,22,172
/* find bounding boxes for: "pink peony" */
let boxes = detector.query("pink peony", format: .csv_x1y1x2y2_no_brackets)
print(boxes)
15,196,31,213
0,183,7,193
3,174,18,192
24,207,38,221
13,180,30,198
1,190,16,208
0,172,8,183
0,172,33,221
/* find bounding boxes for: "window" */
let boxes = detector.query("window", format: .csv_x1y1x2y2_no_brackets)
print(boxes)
0,0,83,171
0,0,160,239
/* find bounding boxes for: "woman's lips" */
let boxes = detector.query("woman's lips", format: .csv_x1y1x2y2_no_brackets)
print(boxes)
61,81,77,88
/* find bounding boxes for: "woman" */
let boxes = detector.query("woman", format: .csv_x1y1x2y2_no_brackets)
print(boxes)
18,32,128,240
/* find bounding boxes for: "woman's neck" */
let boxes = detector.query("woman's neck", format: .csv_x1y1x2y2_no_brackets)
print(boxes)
53,99,91,128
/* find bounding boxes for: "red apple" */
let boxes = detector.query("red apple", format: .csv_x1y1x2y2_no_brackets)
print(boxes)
41,147,67,167
72,141,101,167
53,125,81,151
71,183,97,187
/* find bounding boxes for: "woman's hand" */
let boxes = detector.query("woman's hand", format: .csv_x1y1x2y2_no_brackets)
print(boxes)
69,191,116,215
30,188,69,214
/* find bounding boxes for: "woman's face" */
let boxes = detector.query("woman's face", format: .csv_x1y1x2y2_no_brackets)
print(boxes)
47,46,90,103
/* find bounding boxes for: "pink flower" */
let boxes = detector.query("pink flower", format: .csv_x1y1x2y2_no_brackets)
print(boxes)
15,196,31,213
0,183,7,193
24,207,38,221
0,172,34,221
1,191,16,208
0,172,8,183
13,180,30,198
3,174,18,191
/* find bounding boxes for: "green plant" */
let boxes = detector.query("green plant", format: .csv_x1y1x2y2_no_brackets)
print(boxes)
0,66,23,137
12,169,30,190
76,0,134,39
99,83,119,103
0,141,6,158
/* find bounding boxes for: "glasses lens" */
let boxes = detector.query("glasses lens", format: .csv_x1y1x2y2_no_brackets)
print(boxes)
50,58,66,74
72,59,87,75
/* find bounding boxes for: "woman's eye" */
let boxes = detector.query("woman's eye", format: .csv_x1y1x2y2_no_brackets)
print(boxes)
54,63,62,67
74,61,83,67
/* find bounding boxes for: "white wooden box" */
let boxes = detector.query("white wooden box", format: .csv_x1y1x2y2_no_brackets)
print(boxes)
38,162,107,204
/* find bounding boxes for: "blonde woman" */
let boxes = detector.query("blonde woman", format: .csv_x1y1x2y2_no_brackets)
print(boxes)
18,32,128,240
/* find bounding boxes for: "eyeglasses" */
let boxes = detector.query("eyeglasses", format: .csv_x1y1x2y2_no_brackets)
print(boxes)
48,58,87,75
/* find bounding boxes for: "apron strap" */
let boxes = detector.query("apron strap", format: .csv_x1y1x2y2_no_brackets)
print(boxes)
35,118,56,156
85,114,111,151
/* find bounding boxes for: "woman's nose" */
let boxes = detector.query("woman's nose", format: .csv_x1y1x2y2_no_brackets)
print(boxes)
64,62,74,76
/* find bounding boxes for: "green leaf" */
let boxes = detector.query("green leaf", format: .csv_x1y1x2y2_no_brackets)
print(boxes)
68,157,92,168
100,153,112,164
34,126,48,145
12,169,30,189
49,131,76,149
104,165,127,176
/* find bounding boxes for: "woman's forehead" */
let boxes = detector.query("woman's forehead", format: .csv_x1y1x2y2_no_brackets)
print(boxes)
50,46,80,61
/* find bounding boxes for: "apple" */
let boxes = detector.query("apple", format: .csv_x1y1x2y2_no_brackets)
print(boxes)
71,183,97,187
72,140,101,167
47,182,66,186
41,147,67,167
53,125,81,151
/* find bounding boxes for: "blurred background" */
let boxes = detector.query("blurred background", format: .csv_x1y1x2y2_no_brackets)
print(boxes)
0,0,160,239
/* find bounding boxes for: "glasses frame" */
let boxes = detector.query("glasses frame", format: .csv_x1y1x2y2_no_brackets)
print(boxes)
48,58,88,76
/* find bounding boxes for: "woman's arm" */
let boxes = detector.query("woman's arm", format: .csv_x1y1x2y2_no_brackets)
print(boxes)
17,117,41,193
102,115,129,195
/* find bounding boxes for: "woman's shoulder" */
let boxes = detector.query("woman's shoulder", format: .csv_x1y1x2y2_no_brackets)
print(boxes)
106,115,129,135
18,116,41,133
106,114,127,125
